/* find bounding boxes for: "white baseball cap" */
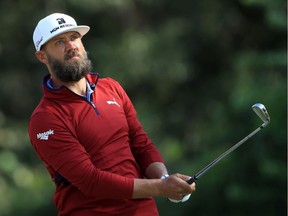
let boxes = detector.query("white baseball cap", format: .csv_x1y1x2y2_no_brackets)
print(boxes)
33,13,90,51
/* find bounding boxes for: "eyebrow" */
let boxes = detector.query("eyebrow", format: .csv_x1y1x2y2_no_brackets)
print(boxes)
52,32,81,41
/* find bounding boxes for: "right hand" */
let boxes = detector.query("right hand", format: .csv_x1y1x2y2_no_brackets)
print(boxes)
160,173,196,201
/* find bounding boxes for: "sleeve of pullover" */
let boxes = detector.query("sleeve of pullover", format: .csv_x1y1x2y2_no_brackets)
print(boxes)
28,112,134,199
110,79,165,175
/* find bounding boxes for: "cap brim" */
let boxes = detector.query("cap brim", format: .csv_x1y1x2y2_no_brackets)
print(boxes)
39,25,90,50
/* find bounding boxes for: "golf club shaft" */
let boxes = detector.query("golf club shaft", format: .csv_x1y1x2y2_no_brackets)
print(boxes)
186,123,266,185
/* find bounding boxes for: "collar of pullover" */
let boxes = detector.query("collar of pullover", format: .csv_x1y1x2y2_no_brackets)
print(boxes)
42,72,100,100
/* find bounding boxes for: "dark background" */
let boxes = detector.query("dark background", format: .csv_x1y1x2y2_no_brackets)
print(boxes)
0,0,286,215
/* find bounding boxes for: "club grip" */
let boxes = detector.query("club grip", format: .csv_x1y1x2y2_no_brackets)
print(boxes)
186,176,196,185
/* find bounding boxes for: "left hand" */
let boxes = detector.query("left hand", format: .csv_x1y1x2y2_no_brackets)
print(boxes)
168,193,192,203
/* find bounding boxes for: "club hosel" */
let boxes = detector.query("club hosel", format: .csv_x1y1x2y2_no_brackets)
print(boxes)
259,123,268,130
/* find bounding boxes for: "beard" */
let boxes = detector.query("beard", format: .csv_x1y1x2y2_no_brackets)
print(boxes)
46,49,93,82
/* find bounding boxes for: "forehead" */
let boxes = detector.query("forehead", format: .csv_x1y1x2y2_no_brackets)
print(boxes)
50,31,80,41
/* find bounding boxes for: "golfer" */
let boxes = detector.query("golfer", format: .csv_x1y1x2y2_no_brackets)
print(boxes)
28,13,196,216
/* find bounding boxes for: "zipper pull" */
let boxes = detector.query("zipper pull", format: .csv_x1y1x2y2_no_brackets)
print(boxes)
90,101,100,115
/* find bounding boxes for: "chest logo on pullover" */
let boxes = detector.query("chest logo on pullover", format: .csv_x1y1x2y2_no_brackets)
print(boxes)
107,98,120,107
37,129,54,140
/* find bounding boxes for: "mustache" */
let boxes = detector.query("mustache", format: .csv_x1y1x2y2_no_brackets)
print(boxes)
64,50,80,61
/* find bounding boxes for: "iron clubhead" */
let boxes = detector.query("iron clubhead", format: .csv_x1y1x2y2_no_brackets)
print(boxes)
252,103,270,125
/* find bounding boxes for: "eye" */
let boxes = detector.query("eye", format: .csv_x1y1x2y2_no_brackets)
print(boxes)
70,34,80,41
55,39,65,46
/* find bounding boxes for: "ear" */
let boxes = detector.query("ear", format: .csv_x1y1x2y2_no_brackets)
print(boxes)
35,51,48,64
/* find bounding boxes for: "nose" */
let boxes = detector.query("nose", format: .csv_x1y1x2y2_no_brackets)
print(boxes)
65,40,78,51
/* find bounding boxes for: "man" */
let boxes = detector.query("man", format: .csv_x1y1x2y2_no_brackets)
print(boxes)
28,13,196,216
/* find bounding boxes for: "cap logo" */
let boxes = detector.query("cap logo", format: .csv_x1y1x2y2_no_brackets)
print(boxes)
35,36,43,50
50,17,75,34
56,18,66,25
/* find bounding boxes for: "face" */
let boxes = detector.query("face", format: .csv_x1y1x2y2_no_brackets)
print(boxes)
38,32,92,82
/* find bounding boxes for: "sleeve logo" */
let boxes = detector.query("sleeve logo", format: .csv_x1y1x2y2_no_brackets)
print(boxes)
37,129,54,140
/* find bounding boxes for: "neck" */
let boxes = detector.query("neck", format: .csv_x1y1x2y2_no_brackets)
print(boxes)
51,76,87,96
66,78,87,96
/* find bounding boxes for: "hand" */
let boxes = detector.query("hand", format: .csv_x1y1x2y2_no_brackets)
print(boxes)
160,174,196,202
168,193,191,203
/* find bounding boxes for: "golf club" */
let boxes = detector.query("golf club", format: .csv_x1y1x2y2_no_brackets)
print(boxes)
186,103,270,185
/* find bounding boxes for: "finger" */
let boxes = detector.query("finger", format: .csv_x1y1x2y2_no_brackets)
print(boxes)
191,182,196,191
175,173,191,181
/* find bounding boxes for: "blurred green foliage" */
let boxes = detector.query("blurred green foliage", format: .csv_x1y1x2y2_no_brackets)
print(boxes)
0,0,286,215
